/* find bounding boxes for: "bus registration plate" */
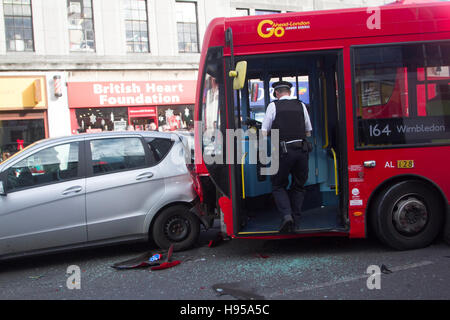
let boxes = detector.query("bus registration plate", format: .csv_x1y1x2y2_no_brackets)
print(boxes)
397,160,414,169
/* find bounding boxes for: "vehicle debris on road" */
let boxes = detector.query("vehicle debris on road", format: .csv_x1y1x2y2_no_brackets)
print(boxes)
112,244,180,271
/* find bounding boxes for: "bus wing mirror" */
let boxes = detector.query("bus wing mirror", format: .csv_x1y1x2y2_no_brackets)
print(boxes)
229,61,247,90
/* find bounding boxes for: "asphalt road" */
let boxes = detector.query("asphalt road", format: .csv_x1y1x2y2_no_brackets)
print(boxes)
0,223,449,301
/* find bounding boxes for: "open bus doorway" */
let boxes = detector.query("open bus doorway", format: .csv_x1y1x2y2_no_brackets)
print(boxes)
233,50,348,236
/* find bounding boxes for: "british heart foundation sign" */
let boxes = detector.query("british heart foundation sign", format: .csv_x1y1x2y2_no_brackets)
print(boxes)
67,80,196,108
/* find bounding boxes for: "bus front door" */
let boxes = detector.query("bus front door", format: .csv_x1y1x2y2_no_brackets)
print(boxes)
233,51,348,236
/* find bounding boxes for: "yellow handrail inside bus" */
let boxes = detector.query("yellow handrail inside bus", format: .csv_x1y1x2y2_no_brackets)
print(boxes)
322,74,329,149
241,152,248,199
331,148,338,195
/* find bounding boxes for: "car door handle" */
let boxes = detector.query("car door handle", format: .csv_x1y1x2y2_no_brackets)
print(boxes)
62,186,83,195
136,172,154,180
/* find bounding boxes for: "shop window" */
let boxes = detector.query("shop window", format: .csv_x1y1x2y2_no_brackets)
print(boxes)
145,137,174,165
6,142,80,192
0,118,45,161
67,0,95,52
175,1,199,53
123,0,149,53
75,107,128,133
90,138,146,175
353,42,450,147
3,0,34,52
157,105,194,132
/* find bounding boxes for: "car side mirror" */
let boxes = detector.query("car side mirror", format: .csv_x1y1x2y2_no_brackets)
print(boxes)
0,180,6,196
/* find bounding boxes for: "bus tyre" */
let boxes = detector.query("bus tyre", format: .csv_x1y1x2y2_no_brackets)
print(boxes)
371,180,443,250
152,205,200,252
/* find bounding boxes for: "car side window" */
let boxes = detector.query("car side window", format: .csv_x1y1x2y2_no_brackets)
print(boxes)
90,137,146,175
6,142,80,192
145,138,174,166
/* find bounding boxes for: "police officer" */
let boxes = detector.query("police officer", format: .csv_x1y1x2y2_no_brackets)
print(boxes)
261,81,312,233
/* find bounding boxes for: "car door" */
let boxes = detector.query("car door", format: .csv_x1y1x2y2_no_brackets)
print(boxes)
85,136,167,242
0,140,87,256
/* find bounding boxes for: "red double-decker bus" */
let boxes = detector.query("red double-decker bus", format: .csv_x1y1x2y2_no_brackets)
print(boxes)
192,0,450,250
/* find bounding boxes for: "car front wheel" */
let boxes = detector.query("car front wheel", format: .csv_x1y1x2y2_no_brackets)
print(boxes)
152,205,200,251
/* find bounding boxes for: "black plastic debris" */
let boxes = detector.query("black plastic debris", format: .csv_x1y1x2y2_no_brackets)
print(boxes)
212,283,265,300
112,244,179,270
208,232,231,248
381,264,393,274
111,252,163,269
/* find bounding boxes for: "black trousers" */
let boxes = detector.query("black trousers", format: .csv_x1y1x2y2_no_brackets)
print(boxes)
271,146,309,219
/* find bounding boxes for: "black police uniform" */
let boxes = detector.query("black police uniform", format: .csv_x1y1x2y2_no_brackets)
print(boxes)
270,83,310,233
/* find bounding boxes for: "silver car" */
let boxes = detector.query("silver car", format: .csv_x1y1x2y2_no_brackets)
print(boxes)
0,131,200,260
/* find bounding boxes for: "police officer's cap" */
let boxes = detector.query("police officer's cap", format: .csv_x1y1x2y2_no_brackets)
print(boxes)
272,81,292,98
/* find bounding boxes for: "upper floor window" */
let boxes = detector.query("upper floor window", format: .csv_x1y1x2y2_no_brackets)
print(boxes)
123,0,149,53
175,1,199,53
233,8,249,17
255,9,281,15
3,0,34,52
67,0,95,52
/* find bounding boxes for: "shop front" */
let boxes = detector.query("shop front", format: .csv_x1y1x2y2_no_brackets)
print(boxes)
0,76,48,160
67,80,196,134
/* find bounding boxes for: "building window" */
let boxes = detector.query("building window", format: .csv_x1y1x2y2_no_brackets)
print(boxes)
3,0,34,52
123,0,149,53
255,9,281,15
67,0,95,52
233,8,249,17
175,1,199,53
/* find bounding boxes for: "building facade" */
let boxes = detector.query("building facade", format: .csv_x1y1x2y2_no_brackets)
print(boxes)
0,0,388,159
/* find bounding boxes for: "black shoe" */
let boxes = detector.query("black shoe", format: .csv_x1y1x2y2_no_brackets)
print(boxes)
279,215,294,233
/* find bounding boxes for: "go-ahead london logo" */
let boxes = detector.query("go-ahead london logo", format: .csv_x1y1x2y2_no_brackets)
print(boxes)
257,19,311,39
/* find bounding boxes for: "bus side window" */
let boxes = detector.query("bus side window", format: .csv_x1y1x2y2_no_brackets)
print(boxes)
423,66,450,116
354,42,450,147
248,79,266,124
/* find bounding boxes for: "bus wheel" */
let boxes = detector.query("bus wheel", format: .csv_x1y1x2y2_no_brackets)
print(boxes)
371,180,443,250
152,205,200,251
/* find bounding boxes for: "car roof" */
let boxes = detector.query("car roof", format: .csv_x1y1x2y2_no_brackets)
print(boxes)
36,130,181,145
0,131,184,167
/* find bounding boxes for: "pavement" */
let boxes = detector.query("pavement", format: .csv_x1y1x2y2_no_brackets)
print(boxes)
0,223,449,301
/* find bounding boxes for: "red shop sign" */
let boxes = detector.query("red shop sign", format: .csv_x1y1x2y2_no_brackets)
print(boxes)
128,107,157,118
67,80,196,108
